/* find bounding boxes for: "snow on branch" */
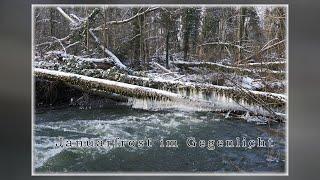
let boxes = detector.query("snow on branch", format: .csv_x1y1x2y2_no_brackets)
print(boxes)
89,29,128,71
56,7,76,24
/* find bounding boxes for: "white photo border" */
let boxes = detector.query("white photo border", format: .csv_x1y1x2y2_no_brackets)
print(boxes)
31,3,289,176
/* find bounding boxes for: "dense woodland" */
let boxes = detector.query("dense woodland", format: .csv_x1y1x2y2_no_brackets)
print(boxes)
33,6,287,123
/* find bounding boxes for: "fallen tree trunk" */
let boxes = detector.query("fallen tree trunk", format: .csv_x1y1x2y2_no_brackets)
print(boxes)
46,51,115,64
34,68,182,101
152,62,172,74
79,68,286,108
151,62,180,78
172,61,285,79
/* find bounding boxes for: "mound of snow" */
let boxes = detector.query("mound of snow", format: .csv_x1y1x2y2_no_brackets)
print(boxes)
241,77,263,90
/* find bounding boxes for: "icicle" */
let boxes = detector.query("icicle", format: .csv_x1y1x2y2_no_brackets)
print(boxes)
241,111,250,119
225,111,231,118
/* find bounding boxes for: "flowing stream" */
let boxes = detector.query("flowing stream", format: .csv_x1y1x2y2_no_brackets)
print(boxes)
33,104,285,173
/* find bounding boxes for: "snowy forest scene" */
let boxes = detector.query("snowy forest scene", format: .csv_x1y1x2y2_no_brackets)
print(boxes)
32,5,287,174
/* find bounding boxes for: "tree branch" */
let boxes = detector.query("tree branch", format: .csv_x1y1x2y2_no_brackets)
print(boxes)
240,40,286,63
93,7,160,31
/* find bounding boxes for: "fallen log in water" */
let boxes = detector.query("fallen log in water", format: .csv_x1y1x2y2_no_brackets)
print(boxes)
172,61,285,79
34,68,182,101
92,70,287,108
34,68,286,121
34,68,218,110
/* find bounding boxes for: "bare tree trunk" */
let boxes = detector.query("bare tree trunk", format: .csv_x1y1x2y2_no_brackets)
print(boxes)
237,7,246,64
165,28,170,68
49,8,55,36
85,7,89,53
132,8,140,67
183,26,190,60
103,7,107,53
143,13,148,66
183,9,191,61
